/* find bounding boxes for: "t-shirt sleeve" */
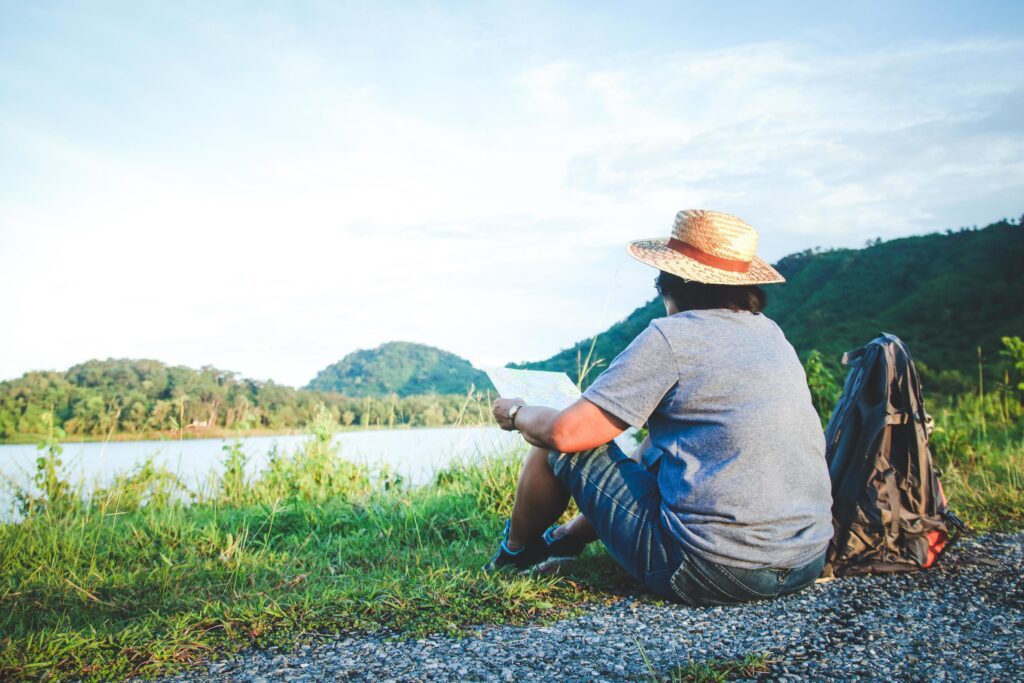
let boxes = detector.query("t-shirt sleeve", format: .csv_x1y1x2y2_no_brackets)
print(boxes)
581,324,677,429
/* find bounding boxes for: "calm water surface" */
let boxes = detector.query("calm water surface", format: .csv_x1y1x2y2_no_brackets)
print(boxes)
0,426,523,519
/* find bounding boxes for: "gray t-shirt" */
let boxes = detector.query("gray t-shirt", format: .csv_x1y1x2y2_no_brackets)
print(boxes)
582,309,833,570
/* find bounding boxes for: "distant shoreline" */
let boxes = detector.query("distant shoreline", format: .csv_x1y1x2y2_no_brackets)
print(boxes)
0,422,492,446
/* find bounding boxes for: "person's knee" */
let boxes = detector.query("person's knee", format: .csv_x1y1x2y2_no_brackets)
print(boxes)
524,445,553,470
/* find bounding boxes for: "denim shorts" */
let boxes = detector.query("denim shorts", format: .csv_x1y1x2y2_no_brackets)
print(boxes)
549,441,825,605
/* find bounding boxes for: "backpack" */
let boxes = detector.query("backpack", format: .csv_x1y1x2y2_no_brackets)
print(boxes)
822,333,966,577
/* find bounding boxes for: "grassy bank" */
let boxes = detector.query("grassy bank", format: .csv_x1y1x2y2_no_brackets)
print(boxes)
0,411,627,681
930,392,1024,530
1,400,1021,681
0,421,489,446
0,426,307,446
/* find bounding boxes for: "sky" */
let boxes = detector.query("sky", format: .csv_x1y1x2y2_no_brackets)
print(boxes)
2,1,1023,387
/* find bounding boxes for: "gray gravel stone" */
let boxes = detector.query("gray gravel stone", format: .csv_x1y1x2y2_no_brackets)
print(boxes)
147,531,1024,682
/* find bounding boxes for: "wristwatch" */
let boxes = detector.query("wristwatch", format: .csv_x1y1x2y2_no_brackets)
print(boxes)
507,403,523,429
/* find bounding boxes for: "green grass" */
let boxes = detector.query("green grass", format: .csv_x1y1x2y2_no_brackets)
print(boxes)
0,412,632,681
930,392,1024,531
1,396,1021,681
636,639,771,682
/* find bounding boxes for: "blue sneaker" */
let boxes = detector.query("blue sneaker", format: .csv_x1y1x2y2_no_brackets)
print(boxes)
483,520,550,573
542,524,588,561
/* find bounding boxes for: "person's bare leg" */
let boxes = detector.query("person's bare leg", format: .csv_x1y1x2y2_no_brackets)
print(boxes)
507,445,571,549
552,513,598,543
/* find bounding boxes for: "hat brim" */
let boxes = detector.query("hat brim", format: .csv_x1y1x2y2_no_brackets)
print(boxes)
627,238,786,286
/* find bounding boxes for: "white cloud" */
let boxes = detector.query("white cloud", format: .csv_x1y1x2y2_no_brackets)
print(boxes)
2,22,1022,385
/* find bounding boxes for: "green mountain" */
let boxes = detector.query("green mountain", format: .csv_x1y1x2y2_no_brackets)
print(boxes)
306,341,492,397
512,218,1024,393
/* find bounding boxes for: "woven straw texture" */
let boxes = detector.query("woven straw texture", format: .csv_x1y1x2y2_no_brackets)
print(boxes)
627,209,785,285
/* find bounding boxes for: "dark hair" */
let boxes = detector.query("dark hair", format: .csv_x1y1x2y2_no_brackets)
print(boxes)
654,271,766,314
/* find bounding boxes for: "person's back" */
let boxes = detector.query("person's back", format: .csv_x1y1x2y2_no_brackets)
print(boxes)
644,309,833,569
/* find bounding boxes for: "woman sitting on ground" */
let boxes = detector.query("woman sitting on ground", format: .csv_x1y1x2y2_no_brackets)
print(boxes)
487,209,833,606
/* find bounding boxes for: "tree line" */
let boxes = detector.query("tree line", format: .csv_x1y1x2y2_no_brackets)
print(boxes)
0,358,494,441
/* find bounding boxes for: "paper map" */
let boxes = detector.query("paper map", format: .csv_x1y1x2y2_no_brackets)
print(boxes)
483,367,582,410
483,367,639,454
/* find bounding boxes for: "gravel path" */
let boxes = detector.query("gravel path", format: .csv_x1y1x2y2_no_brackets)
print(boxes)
155,532,1023,682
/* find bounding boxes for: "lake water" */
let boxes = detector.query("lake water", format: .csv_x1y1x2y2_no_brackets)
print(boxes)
0,426,525,520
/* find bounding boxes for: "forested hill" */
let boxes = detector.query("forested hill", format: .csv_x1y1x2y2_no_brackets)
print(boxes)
305,341,493,397
512,218,1023,391
0,358,493,441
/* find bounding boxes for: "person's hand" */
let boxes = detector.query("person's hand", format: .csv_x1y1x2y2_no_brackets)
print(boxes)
493,397,526,431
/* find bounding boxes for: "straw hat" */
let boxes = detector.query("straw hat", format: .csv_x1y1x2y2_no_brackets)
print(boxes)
627,209,785,285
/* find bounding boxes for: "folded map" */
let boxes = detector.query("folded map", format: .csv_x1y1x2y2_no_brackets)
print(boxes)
483,367,582,410
483,367,639,454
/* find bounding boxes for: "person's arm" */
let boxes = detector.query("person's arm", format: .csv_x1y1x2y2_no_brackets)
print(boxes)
492,396,628,453
494,323,675,453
